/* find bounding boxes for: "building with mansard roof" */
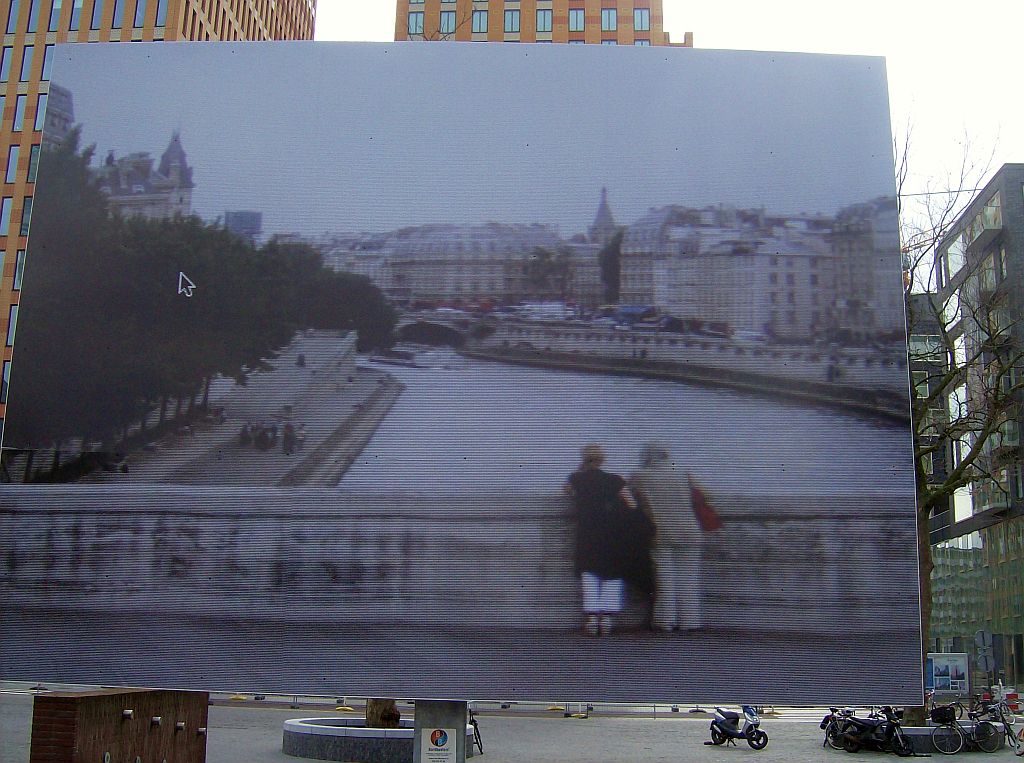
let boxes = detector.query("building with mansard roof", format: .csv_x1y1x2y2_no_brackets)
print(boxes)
94,132,194,220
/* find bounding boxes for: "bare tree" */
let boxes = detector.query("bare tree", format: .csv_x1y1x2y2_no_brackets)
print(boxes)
418,6,474,41
899,135,1022,722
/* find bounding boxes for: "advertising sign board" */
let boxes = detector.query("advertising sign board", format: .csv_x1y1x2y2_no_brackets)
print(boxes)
0,42,920,704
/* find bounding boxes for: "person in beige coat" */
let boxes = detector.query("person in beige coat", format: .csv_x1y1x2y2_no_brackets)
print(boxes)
630,442,702,632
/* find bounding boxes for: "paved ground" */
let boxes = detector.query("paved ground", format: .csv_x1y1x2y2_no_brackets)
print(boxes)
4,690,1021,762
0,610,922,706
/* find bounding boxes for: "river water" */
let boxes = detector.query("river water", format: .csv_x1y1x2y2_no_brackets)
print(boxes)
339,348,916,498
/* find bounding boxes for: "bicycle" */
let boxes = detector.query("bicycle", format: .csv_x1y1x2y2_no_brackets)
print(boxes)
468,708,483,754
981,699,1022,755
820,707,855,750
930,703,1001,755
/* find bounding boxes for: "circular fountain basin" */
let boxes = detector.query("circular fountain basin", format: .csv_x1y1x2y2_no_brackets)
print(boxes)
282,717,476,762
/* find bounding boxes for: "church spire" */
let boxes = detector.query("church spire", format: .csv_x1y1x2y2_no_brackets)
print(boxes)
588,186,617,245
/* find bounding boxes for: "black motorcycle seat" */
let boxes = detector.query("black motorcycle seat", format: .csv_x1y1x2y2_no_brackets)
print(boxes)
719,711,740,723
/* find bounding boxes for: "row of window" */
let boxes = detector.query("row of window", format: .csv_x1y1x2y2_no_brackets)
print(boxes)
409,7,651,35
1,359,8,404
0,92,48,132
0,43,54,83
4,0,169,33
4,144,41,183
0,194,32,236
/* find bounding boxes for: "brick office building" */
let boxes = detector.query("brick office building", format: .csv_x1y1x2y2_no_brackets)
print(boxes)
394,0,691,46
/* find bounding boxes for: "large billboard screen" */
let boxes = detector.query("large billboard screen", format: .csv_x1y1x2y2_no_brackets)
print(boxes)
0,42,921,704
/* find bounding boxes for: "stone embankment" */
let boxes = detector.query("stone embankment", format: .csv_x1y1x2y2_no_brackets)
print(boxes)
467,322,910,421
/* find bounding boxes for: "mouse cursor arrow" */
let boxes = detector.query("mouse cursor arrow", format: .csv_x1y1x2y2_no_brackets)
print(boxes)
178,272,196,297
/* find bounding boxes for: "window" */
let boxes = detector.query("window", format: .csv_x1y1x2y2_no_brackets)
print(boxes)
25,0,38,31
90,0,102,29
0,47,10,82
634,7,650,31
5,0,18,34
600,8,616,31
567,39,584,44
810,273,818,286
19,195,30,236
1,360,9,404
568,8,584,31
0,197,10,235
471,8,486,32
439,10,455,34
34,93,46,131
536,8,551,32
634,39,650,45
133,0,145,27
41,44,52,81
6,304,16,346
13,248,24,289
407,11,423,35
48,0,60,30
69,0,81,29
601,39,616,44
785,273,795,285
111,0,123,28
503,9,519,32
155,0,166,26
19,45,32,82
13,95,25,131
943,236,966,281
5,145,18,183
769,272,778,285
27,144,38,182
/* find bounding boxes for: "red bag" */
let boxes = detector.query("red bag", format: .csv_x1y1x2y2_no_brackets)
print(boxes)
688,476,723,532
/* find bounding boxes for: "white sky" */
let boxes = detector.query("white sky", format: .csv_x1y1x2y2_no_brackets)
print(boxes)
313,0,1024,198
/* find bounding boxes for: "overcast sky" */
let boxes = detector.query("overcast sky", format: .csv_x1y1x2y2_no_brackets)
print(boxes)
53,41,894,237
315,0,1024,204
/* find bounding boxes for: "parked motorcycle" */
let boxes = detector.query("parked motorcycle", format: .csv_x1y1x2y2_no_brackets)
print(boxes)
840,705,912,756
704,705,769,750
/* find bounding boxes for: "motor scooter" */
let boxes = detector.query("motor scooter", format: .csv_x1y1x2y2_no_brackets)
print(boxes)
704,705,769,750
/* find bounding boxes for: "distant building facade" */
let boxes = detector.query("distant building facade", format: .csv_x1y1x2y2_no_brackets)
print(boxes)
386,222,562,304
224,210,263,243
394,0,691,46
94,132,194,220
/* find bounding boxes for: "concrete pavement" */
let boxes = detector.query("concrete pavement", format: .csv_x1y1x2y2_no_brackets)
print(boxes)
4,691,1022,762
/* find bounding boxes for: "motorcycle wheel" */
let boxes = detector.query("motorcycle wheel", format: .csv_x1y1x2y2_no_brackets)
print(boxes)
931,724,964,755
747,729,769,750
842,734,862,753
973,720,1001,753
709,726,726,746
891,730,914,758
825,721,845,751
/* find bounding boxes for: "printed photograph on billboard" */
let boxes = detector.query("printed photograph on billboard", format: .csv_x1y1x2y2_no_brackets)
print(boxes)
0,42,921,704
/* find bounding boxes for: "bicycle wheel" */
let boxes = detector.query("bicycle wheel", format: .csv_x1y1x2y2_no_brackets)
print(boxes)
973,721,1000,753
932,723,965,755
891,730,914,758
825,720,844,751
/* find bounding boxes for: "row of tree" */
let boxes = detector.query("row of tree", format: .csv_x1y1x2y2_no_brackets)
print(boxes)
4,131,396,451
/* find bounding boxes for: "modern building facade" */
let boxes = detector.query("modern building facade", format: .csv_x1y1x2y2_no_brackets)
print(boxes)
0,0,317,428
928,163,1024,687
394,0,691,46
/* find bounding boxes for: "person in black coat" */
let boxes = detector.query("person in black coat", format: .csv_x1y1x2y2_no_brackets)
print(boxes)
565,444,648,636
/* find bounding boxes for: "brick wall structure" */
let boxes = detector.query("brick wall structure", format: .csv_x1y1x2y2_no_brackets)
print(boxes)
30,688,209,763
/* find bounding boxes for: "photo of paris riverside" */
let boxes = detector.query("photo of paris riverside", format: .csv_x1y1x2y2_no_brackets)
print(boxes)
0,42,920,704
